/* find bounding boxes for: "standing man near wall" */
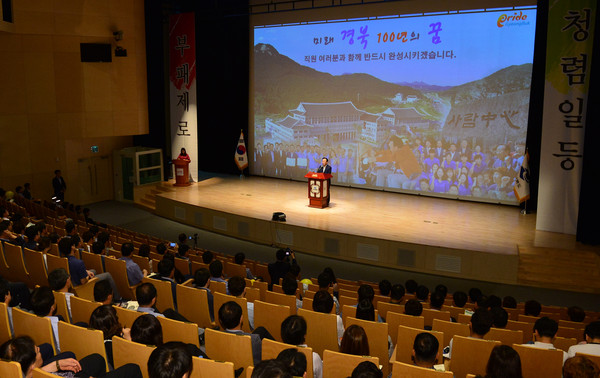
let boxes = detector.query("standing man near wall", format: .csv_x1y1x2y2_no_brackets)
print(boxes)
52,170,67,202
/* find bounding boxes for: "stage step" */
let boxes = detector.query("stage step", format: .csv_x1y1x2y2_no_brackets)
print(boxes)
517,246,600,293
133,181,176,212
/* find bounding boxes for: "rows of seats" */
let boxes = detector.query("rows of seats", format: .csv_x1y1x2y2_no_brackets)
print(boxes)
1,195,600,377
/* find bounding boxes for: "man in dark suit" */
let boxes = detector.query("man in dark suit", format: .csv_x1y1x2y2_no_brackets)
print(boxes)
317,157,332,205
52,169,66,202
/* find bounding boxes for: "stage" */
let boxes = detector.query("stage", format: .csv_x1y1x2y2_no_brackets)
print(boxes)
153,176,600,293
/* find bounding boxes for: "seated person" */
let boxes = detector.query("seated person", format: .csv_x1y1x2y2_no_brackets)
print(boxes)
567,306,586,323
201,250,214,264
0,275,15,334
350,361,382,378
412,332,443,371
524,299,541,316
282,274,302,310
148,258,178,309
340,324,370,357
453,291,469,308
252,359,291,378
30,286,62,352
318,272,339,315
218,301,266,366
193,267,214,321
281,315,323,378
416,285,429,302
58,237,121,300
390,284,405,305
563,355,600,378
502,296,517,309
491,306,509,328
482,344,523,378
276,348,308,378
404,299,423,317
227,276,254,330
94,279,114,305
89,304,130,369
429,291,445,311
119,242,147,286
526,317,568,364
567,321,600,358
47,268,74,320
235,252,256,280
135,282,189,323
268,249,297,290
379,279,392,297
312,290,344,343
445,308,493,360
209,260,227,284
0,335,142,378
148,341,193,378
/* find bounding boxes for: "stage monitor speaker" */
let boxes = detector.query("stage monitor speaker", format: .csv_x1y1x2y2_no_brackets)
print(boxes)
272,212,286,222
80,43,112,62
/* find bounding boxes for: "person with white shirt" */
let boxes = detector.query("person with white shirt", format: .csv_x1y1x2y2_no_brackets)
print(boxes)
30,286,62,352
524,317,568,364
567,321,600,358
281,315,323,378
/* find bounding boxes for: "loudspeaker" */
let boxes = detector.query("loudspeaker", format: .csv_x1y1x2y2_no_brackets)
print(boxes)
272,212,286,222
80,43,112,62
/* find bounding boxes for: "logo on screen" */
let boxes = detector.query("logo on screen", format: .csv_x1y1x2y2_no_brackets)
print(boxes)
497,11,528,27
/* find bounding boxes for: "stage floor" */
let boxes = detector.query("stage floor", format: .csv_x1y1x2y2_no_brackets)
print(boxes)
153,176,600,293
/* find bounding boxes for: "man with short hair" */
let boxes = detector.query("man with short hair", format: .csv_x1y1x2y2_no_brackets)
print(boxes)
135,282,189,323
526,317,568,364
227,276,254,330
268,249,297,290
280,315,322,378
93,279,113,305
119,242,147,286
524,299,541,316
30,286,61,351
404,299,423,317
201,250,213,264
491,306,509,328
147,341,193,378
567,321,600,358
429,291,445,311
452,291,468,308
47,268,73,319
148,258,178,309
412,332,442,370
445,308,493,359
282,275,302,310
318,272,339,315
390,284,405,305
218,301,262,365
52,169,66,202
234,252,256,280
193,268,214,321
23,225,40,250
209,260,227,284
312,290,344,342
379,279,392,296
416,285,429,302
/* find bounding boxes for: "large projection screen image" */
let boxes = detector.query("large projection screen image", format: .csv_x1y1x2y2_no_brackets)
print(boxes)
251,6,537,205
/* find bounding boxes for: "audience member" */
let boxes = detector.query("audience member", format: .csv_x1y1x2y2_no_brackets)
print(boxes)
567,306,586,322
389,284,405,305
378,279,391,296
235,252,256,279
135,282,188,322
201,250,214,264
528,317,568,364
412,332,441,370
276,348,308,378
47,268,74,319
563,355,600,378
148,341,192,378
252,359,292,378
478,345,522,378
404,299,423,317
434,284,448,299
23,225,40,250
491,306,509,328
89,304,128,368
280,315,322,378
94,279,114,305
502,296,517,309
131,314,163,346
468,287,483,304
350,361,382,378
148,258,178,309
318,271,339,314
430,291,445,311
209,260,227,284
268,249,297,290
228,275,255,330
340,324,370,357
282,274,302,310
312,290,344,343
405,279,418,295
119,242,147,286
219,301,270,366
453,291,468,308
416,285,429,302
156,242,167,256
445,308,493,359
193,267,214,321
567,321,600,358
356,299,375,322
524,299,541,317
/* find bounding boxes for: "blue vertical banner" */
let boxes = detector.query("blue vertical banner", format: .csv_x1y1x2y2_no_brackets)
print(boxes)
170,12,198,182
537,0,596,233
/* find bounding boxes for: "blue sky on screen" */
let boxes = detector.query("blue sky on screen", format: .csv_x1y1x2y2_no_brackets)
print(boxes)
254,8,537,86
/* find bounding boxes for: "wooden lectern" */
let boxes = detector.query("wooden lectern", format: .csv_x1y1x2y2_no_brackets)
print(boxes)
304,172,333,208
172,159,191,186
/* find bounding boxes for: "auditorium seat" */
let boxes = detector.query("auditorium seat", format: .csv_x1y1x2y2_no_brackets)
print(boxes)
264,290,297,314
422,308,451,328
298,308,339,358
157,316,200,347
142,276,175,313
391,361,453,377
23,248,49,288
191,356,235,378
58,321,109,370
70,295,101,325
213,292,251,333
112,336,155,378
176,284,215,329
449,336,500,378
484,327,524,346
387,312,424,345
254,300,291,341
104,257,137,300
205,328,254,370
394,325,443,365
45,254,69,278
3,243,33,288
53,291,71,323
553,336,577,352
432,319,470,347
557,326,584,342
505,320,533,343
0,302,12,343
0,360,22,377
377,302,405,321
322,349,379,378
513,344,563,378
262,338,314,378
345,316,390,376
113,305,143,328
131,254,151,274
12,307,57,354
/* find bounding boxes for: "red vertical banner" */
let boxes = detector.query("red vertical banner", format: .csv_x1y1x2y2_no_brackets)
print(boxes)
169,12,198,182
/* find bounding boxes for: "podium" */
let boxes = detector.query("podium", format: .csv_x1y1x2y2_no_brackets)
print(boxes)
172,159,191,187
304,172,333,208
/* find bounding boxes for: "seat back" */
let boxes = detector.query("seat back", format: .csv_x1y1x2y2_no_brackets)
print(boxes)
422,308,451,328
395,325,444,365
0,244,11,280
205,328,254,370
157,316,199,347
191,356,235,378
23,248,48,288
262,338,314,378
225,261,247,278
45,253,69,277
387,312,425,345
506,320,533,343
0,303,12,343
3,243,32,288
174,257,190,275
104,257,136,300
557,326,585,342
70,295,101,325
53,291,71,323
81,251,104,274
345,316,390,376
0,360,22,377
512,344,563,378
450,336,500,378
554,336,577,352
113,305,143,328
12,307,56,354
264,290,297,314
176,284,215,329
251,280,268,301
297,308,339,359
213,292,251,333
377,302,405,321
131,254,151,273
322,349,379,378
211,280,228,295
559,319,586,329
112,336,155,378
391,361,453,378
432,319,470,347
254,300,291,342
58,321,108,370
142,277,174,313
71,277,99,302
484,327,524,346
